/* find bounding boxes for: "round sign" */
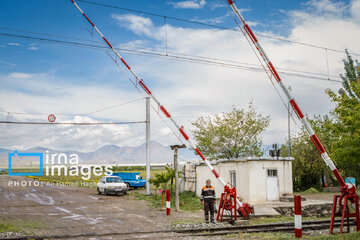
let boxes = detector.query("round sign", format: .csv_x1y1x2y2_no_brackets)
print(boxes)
48,114,56,122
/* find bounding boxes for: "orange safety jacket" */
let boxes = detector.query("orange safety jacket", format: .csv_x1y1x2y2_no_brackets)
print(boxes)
201,185,216,201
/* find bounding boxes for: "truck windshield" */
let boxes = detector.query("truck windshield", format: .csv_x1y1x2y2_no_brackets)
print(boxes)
106,177,123,183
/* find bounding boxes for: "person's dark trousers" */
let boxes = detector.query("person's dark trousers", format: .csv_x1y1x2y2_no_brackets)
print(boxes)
204,199,215,223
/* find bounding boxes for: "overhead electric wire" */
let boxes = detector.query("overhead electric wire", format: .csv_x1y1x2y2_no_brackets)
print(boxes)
0,97,145,116
76,0,360,57
0,26,343,80
0,121,146,125
0,31,343,83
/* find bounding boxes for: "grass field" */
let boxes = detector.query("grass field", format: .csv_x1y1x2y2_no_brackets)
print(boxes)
131,191,202,212
0,219,45,234
10,168,41,173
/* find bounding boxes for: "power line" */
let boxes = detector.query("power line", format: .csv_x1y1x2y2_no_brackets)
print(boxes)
0,32,343,83
1,26,341,79
0,121,146,125
77,0,360,57
0,97,145,116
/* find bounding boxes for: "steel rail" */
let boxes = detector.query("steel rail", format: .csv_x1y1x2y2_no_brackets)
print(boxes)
5,219,356,240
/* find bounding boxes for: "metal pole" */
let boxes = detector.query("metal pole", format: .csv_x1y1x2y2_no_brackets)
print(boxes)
288,102,290,157
146,97,151,196
174,147,179,211
288,88,291,157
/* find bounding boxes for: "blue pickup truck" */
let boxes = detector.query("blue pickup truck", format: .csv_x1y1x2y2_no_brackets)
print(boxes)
112,172,146,189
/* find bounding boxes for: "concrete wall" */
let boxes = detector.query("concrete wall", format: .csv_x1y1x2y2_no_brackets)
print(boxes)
183,163,196,192
247,160,293,203
190,157,293,204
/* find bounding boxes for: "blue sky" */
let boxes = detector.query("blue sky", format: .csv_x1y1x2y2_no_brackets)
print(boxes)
0,0,359,153
0,0,307,78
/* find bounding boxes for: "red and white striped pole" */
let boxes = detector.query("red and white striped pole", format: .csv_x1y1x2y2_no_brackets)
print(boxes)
166,189,171,215
225,0,349,191
70,0,249,212
294,195,302,238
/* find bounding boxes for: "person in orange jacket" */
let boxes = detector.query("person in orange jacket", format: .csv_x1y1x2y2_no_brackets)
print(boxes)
201,179,216,223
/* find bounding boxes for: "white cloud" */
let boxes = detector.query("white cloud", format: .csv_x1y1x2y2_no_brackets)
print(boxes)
191,12,231,25
28,46,38,51
305,0,347,15
8,72,33,78
110,0,360,147
8,42,22,46
351,0,360,22
111,14,157,38
168,0,206,9
247,21,258,27
118,40,146,48
1,0,360,152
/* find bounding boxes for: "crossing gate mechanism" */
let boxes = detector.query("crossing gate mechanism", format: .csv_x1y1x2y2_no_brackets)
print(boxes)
224,0,360,232
71,0,360,228
217,185,254,222
70,0,253,218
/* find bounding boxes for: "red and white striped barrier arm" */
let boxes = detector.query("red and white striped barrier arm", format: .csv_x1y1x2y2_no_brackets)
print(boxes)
166,189,171,215
294,195,302,238
70,0,242,206
225,0,348,190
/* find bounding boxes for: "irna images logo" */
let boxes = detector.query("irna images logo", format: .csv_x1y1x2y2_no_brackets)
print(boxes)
8,150,43,176
8,150,113,180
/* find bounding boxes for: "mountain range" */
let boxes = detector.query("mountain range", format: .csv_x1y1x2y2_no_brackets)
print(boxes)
0,141,196,167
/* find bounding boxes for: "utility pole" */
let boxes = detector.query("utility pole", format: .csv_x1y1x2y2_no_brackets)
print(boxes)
288,87,292,157
146,97,151,196
170,144,186,212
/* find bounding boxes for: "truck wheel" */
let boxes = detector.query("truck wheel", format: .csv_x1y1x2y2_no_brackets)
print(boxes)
97,187,101,195
126,183,130,189
104,189,109,196
123,191,127,195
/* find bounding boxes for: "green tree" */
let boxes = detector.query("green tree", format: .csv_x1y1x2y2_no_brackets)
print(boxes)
281,115,335,191
149,166,182,192
149,166,174,190
327,50,360,180
191,102,270,159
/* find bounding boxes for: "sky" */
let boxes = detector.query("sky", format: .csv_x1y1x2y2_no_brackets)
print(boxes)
0,0,359,154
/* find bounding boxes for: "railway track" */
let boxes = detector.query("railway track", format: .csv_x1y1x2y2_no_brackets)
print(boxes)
5,219,356,239
180,219,357,237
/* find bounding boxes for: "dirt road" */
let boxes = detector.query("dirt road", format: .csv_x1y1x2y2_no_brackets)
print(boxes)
0,175,203,239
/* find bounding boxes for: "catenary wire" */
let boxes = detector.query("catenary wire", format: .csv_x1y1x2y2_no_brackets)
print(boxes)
76,0,360,57
0,97,145,116
0,32,343,83
0,121,146,125
0,26,342,79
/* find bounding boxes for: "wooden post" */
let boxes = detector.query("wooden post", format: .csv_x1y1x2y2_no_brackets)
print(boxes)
170,144,186,212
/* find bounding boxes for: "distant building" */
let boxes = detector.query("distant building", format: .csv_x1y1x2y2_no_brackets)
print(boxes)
183,157,294,204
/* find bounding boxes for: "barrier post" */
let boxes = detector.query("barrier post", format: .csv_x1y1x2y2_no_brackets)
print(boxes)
294,195,302,238
166,189,170,215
